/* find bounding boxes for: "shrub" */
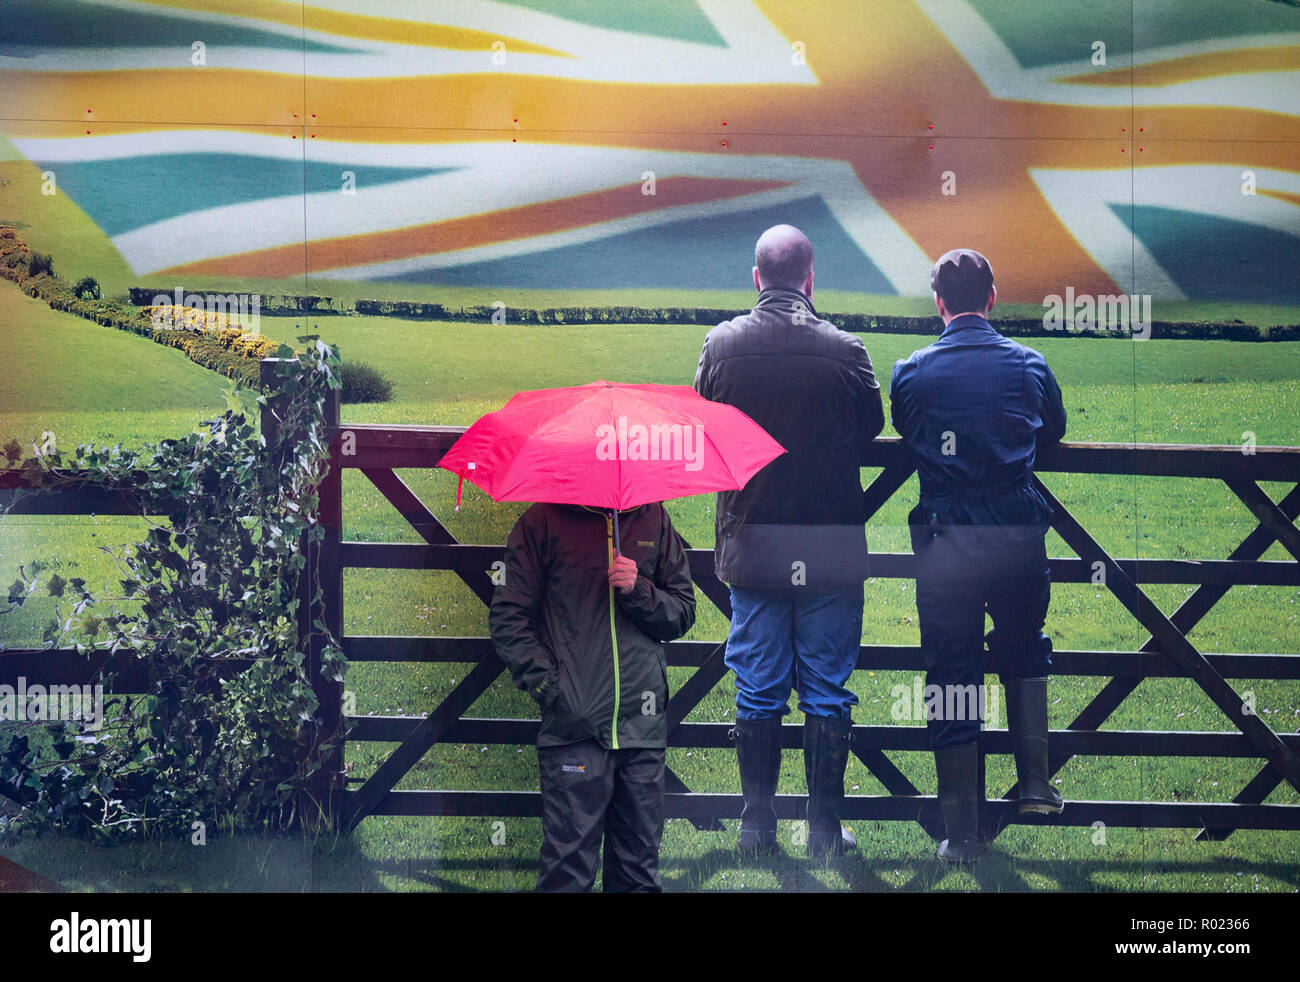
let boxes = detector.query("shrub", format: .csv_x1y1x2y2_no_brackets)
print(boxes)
340,360,395,403
73,275,102,300
27,251,53,277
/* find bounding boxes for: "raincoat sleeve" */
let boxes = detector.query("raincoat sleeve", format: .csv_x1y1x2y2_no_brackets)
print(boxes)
488,509,561,709
693,332,714,399
616,508,697,643
852,338,885,460
889,356,915,440
1033,356,1068,453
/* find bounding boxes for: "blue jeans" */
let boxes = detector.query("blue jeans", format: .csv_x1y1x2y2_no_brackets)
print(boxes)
725,586,863,720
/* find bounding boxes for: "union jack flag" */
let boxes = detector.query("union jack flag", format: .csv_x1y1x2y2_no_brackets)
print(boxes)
1,0,1297,303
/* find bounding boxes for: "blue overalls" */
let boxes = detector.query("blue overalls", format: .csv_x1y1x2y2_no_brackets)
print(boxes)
890,314,1067,748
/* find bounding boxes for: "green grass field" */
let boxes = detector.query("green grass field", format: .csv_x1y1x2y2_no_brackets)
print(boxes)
0,283,257,448
1,285,1298,892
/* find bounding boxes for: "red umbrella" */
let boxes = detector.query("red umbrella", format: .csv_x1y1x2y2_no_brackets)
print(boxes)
438,380,784,549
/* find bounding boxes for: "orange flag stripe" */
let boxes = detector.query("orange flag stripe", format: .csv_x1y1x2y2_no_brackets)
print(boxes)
1061,46,1300,87
157,175,793,279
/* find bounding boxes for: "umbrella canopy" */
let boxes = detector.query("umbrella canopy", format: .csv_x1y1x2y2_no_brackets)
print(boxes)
438,380,785,511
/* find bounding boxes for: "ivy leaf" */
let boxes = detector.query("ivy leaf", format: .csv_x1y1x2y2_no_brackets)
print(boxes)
0,337,344,840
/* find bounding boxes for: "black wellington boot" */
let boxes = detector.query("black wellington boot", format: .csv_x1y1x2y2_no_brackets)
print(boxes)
1006,677,1064,815
934,741,986,863
733,717,781,855
803,715,857,858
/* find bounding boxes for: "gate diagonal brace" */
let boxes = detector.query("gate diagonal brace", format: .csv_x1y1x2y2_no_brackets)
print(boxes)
345,468,498,827
994,483,1300,841
1027,479,1300,795
362,468,493,604
1226,479,1300,563
1196,764,1283,842
1195,481,1300,840
345,653,506,829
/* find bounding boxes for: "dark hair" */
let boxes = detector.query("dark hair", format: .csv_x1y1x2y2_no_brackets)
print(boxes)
755,226,814,290
930,249,994,314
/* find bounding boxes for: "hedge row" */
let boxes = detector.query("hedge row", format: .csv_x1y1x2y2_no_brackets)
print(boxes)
128,286,347,315
151,324,280,388
130,286,1299,340
1,230,280,387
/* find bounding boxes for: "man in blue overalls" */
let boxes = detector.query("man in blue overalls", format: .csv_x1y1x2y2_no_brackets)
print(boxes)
890,249,1067,863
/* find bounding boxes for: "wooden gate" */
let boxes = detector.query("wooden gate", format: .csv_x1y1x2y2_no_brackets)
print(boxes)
3,359,1298,843
322,409,1300,840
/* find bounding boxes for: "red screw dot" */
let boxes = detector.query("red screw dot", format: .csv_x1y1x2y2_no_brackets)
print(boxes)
1121,127,1126,132
1120,147,1126,152
292,134,297,139
293,113,298,118
85,130,90,134
928,123,934,130
1139,127,1144,132
928,143,934,149
1138,147,1143,152
721,140,727,147
722,120,728,126
311,134,316,138
512,137,517,142
312,113,316,118
86,108,92,113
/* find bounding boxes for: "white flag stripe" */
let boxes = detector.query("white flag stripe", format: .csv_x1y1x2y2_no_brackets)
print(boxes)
917,0,1300,117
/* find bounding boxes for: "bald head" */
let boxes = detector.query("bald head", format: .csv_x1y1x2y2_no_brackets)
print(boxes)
754,224,814,293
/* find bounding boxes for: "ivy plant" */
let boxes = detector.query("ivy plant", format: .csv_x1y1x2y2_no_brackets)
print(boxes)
0,342,346,840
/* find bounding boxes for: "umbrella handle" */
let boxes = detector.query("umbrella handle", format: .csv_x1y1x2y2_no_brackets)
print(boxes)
455,471,464,512
612,507,621,557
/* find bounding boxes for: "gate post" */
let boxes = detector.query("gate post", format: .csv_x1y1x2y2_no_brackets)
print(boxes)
260,357,345,828
314,381,344,826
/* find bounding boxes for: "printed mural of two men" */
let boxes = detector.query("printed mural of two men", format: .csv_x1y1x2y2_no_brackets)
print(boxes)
697,232,1067,864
